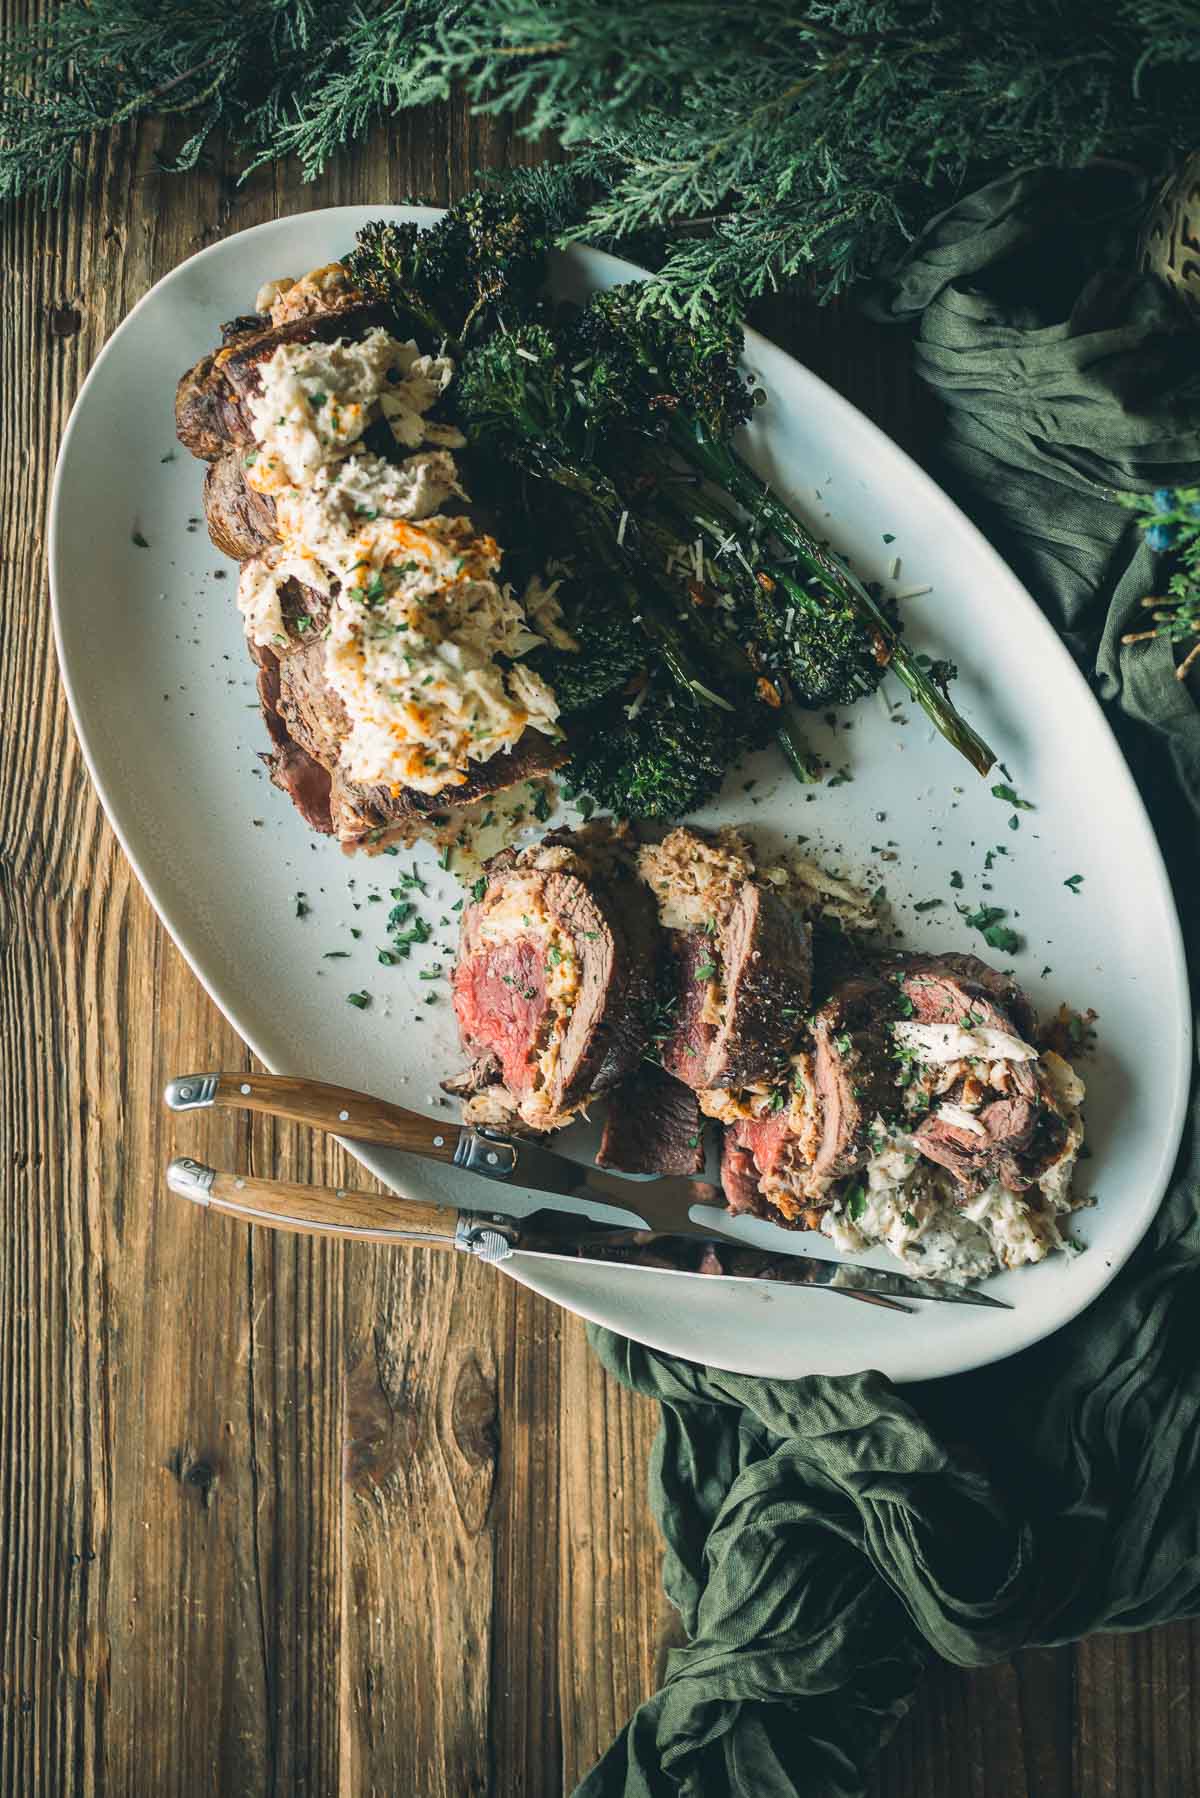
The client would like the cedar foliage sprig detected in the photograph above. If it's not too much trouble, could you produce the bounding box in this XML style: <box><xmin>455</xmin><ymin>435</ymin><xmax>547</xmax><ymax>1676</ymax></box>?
<box><xmin>3</xmin><ymin>1</ymin><xmax>1200</xmax><ymax>315</ymax></box>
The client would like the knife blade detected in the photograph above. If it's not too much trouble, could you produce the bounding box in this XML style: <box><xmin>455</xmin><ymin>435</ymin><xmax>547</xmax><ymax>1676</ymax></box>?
<box><xmin>165</xmin><ymin>1160</ymin><xmax>1013</xmax><ymax>1310</ymax></box>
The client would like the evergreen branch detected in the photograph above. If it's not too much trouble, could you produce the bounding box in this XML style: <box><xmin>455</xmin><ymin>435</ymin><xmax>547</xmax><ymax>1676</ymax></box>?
<box><xmin>4</xmin><ymin>0</ymin><xmax>1200</xmax><ymax>312</ymax></box>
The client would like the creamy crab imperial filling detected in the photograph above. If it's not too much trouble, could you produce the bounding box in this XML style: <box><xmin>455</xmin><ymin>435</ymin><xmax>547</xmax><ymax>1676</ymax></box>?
<box><xmin>234</xmin><ymin>292</ymin><xmax>565</xmax><ymax>796</ymax></box>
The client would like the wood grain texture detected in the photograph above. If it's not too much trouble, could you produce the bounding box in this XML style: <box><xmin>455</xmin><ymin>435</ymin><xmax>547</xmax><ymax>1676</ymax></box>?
<box><xmin>1</xmin><ymin>8</ymin><xmax>1198</xmax><ymax>1789</ymax></box>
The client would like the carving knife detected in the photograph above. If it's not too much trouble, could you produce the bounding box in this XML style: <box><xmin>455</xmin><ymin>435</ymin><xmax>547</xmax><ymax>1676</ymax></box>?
<box><xmin>164</xmin><ymin>1152</ymin><xmax>1013</xmax><ymax>1312</ymax></box>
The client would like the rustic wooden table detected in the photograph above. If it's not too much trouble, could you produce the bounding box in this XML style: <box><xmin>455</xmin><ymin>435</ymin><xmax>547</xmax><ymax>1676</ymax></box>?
<box><xmin>2</xmin><ymin>80</ymin><xmax>1197</xmax><ymax>1798</ymax></box>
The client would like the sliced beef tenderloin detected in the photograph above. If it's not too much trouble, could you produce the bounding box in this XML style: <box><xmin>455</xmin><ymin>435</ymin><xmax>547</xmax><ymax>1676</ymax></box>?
<box><xmin>878</xmin><ymin>952</ymin><xmax>1069</xmax><ymax>1195</ymax></box>
<box><xmin>881</xmin><ymin>951</ymin><xmax>1038</xmax><ymax>1066</ymax></box>
<box><xmin>252</xmin><ymin>644</ymin><xmax>334</xmax><ymax>834</ymax></box>
<box><xmin>175</xmin><ymin>301</ymin><xmax>393</xmax><ymax>460</ymax></box>
<box><xmin>450</xmin><ymin>830</ymin><xmax>659</xmax><ymax>1130</ymax></box>
<box><xmin>204</xmin><ymin>454</ymin><xmax>278</xmax><ymax>559</ymax></box>
<box><xmin>721</xmin><ymin>1127</ymin><xmax>765</xmax><ymax>1218</ymax></box>
<box><xmin>660</xmin><ymin>884</ymin><xmax>812</xmax><ymax>1091</ymax></box>
<box><xmin>807</xmin><ymin>973</ymin><xmax>905</xmax><ymax>1189</ymax></box>
<box><xmin>719</xmin><ymin>1104</ymin><xmax>827</xmax><ymax>1232</ymax></box>
<box><xmin>597</xmin><ymin>1066</ymin><xmax>705</xmax><ymax>1176</ymax></box>
<box><xmin>913</xmin><ymin>1097</ymin><xmax>1038</xmax><ymax>1192</ymax></box>
<box><xmin>255</xmin><ymin>630</ymin><xmax>567</xmax><ymax>846</ymax></box>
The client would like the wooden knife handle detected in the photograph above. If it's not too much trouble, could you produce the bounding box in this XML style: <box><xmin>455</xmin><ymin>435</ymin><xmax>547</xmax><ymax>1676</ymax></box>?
<box><xmin>166</xmin><ymin>1158</ymin><xmax>464</xmax><ymax>1245</ymax></box>
<box><xmin>165</xmin><ymin>1071</ymin><xmax>462</xmax><ymax>1165</ymax></box>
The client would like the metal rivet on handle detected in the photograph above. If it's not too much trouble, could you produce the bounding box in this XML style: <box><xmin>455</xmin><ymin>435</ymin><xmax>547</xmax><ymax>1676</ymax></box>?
<box><xmin>338</xmin><ymin>1109</ymin><xmax>349</xmax><ymax>1122</ymax></box>
<box><xmin>433</xmin><ymin>1135</ymin><xmax>445</xmax><ymax>1148</ymax></box>
<box><xmin>487</xmin><ymin>1151</ymin><xmax>499</xmax><ymax>1166</ymax></box>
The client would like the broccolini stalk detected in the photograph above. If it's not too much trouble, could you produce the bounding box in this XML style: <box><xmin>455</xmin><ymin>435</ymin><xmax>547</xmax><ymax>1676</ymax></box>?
<box><xmin>570</xmin><ymin>282</ymin><xmax>994</xmax><ymax>775</ymax></box>
<box><xmin>630</xmin><ymin>498</ymin><xmax>820</xmax><ymax>779</ymax></box>
<box><xmin>666</xmin><ymin>417</ymin><xmax>997</xmax><ymax>776</ymax></box>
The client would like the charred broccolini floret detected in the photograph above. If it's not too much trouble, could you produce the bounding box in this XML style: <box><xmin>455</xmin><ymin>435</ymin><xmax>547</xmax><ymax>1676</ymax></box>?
<box><xmin>565</xmin><ymin>677</ymin><xmax>767</xmax><ymax>820</ymax></box>
<box><xmin>750</xmin><ymin>569</ymin><xmax>891</xmax><ymax>709</ymax></box>
<box><xmin>345</xmin><ymin>189</ymin><xmax>553</xmax><ymax>347</ymax></box>
<box><xmin>567</xmin><ymin>285</ymin><xmax>756</xmax><ymax>440</ymax></box>
<box><xmin>525</xmin><ymin>588</ymin><xmax>645</xmax><ymax>716</ymax></box>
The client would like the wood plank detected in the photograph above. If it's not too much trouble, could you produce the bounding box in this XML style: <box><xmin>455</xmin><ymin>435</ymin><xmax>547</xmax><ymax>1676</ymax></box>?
<box><xmin>557</xmin><ymin>1324</ymin><xmax>662</xmax><ymax>1790</ymax></box>
<box><xmin>1</xmin><ymin>12</ymin><xmax>1196</xmax><ymax>1789</ymax></box>
<box><xmin>871</xmin><ymin>1648</ymin><xmax>1076</xmax><ymax>1798</ymax></box>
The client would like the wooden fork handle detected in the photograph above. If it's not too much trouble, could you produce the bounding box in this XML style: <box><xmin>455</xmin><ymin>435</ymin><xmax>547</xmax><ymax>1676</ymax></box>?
<box><xmin>164</xmin><ymin>1071</ymin><xmax>462</xmax><ymax>1165</ymax></box>
<box><xmin>166</xmin><ymin>1158</ymin><xmax>464</xmax><ymax>1245</ymax></box>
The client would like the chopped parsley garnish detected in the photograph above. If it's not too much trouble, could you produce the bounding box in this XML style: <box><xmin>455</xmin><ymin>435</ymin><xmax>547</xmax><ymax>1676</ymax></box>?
<box><xmin>767</xmin><ymin>1088</ymin><xmax>787</xmax><ymax>1113</ymax></box>
<box><xmin>530</xmin><ymin>784</ymin><xmax>553</xmax><ymax>823</ymax></box>
<box><xmin>901</xmin><ymin>1209</ymin><xmax>918</xmax><ymax>1229</ymax></box>
<box><xmin>949</xmin><ymin>870</ymin><xmax>964</xmax><ymax>890</ymax></box>
<box><xmin>845</xmin><ymin>1182</ymin><xmax>867</xmax><ymax>1222</ymax></box>
<box><xmin>576</xmin><ymin>794</ymin><xmax>597</xmax><ymax>822</ymax></box>
<box><xmin>389</xmin><ymin>915</ymin><xmax>432</xmax><ymax>955</ymax></box>
<box><xmin>131</xmin><ymin>529</ymin><xmax>150</xmax><ymax>548</ymax></box>
<box><xmin>346</xmin><ymin>990</ymin><xmax>370</xmax><ymax>1009</ymax></box>
<box><xmin>418</xmin><ymin>966</ymin><xmax>442</xmax><ymax>981</ymax></box>
<box><xmin>991</xmin><ymin>783</ymin><xmax>1034</xmax><ymax>810</ymax></box>
<box><xmin>309</xmin><ymin>391</ymin><xmax>328</xmax><ymax>410</ymax></box>
<box><xmin>957</xmin><ymin>900</ymin><xmax>1021</xmax><ymax>955</ymax></box>
<box><xmin>294</xmin><ymin>894</ymin><xmax>309</xmax><ymax>919</ymax></box>
<box><xmin>834</xmin><ymin>1032</ymin><xmax>853</xmax><ymax>1056</ymax></box>
<box><xmin>695</xmin><ymin>962</ymin><xmax>718</xmax><ymax>981</ymax></box>
<box><xmin>913</xmin><ymin>898</ymin><xmax>942</xmax><ymax>912</ymax></box>
<box><xmin>1064</xmin><ymin>874</ymin><xmax>1084</xmax><ymax>892</ymax></box>
<box><xmin>322</xmin><ymin>951</ymin><xmax>350</xmax><ymax>960</ymax></box>
<box><xmin>471</xmin><ymin>877</ymin><xmax>487</xmax><ymax>902</ymax></box>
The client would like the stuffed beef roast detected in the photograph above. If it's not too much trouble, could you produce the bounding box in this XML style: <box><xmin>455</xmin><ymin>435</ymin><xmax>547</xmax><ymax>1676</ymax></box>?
<box><xmin>448</xmin><ymin>824</ymin><xmax>658</xmax><ymax>1132</ymax></box>
<box><xmin>176</xmin><ymin>263</ymin><xmax>571</xmax><ymax>848</ymax></box>
<box><xmin>637</xmin><ymin>828</ymin><xmax>813</xmax><ymax>1091</ymax></box>
<box><xmin>712</xmin><ymin>946</ymin><xmax>1088</xmax><ymax>1283</ymax></box>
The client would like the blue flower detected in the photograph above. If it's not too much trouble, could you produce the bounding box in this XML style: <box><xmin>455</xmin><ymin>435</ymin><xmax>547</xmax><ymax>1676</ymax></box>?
<box><xmin>1146</xmin><ymin>523</ymin><xmax>1176</xmax><ymax>552</ymax></box>
<box><xmin>1153</xmin><ymin>487</ymin><xmax>1176</xmax><ymax>512</ymax></box>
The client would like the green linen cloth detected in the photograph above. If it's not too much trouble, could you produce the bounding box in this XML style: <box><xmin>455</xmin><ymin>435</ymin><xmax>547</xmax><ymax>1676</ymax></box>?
<box><xmin>578</xmin><ymin>166</ymin><xmax>1200</xmax><ymax>1798</ymax></box>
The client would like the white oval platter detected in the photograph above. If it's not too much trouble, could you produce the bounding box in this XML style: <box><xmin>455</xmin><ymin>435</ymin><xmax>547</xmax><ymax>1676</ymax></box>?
<box><xmin>50</xmin><ymin>206</ymin><xmax>1191</xmax><ymax>1380</ymax></box>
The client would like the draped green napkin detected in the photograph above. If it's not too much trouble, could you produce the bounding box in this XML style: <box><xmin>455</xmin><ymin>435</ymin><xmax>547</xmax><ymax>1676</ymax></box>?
<box><xmin>578</xmin><ymin>166</ymin><xmax>1200</xmax><ymax>1798</ymax></box>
